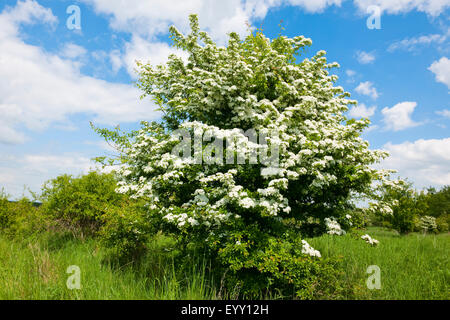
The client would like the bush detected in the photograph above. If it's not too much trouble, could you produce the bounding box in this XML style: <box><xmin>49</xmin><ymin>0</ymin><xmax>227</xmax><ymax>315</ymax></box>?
<box><xmin>0</xmin><ymin>191</ymin><xmax>12</xmax><ymax>231</ymax></box>
<box><xmin>436</xmin><ymin>214</ymin><xmax>449</xmax><ymax>233</ymax></box>
<box><xmin>418</xmin><ymin>216</ymin><xmax>438</xmax><ymax>234</ymax></box>
<box><xmin>0</xmin><ymin>190</ymin><xmax>10</xmax><ymax>230</ymax></box>
<box><xmin>214</xmin><ymin>233</ymin><xmax>345</xmax><ymax>299</ymax></box>
<box><xmin>40</xmin><ymin>171</ymin><xmax>126</xmax><ymax>236</ymax></box>
<box><xmin>0</xmin><ymin>195</ymin><xmax>47</xmax><ymax>238</ymax></box>
<box><xmin>375</xmin><ymin>181</ymin><xmax>427</xmax><ymax>234</ymax></box>
<box><xmin>99</xmin><ymin>201</ymin><xmax>153</xmax><ymax>263</ymax></box>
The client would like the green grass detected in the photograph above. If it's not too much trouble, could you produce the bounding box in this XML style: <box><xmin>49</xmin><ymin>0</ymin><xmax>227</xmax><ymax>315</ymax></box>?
<box><xmin>0</xmin><ymin>233</ymin><xmax>218</xmax><ymax>300</ymax></box>
<box><xmin>0</xmin><ymin>228</ymin><xmax>448</xmax><ymax>300</ymax></box>
<box><xmin>308</xmin><ymin>227</ymin><xmax>449</xmax><ymax>300</ymax></box>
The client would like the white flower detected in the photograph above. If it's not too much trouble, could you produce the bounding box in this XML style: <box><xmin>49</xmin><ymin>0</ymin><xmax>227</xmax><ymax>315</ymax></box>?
<box><xmin>301</xmin><ymin>240</ymin><xmax>321</xmax><ymax>258</ymax></box>
<box><xmin>361</xmin><ymin>234</ymin><xmax>379</xmax><ymax>246</ymax></box>
<box><xmin>188</xmin><ymin>217</ymin><xmax>199</xmax><ymax>226</ymax></box>
<box><xmin>325</xmin><ymin>217</ymin><xmax>346</xmax><ymax>235</ymax></box>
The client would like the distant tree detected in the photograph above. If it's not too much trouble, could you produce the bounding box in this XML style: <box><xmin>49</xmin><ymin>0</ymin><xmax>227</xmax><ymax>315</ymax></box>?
<box><xmin>425</xmin><ymin>186</ymin><xmax>450</xmax><ymax>217</ymax></box>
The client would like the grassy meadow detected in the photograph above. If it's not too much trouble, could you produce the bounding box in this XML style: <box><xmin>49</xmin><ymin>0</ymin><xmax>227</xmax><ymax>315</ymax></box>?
<box><xmin>0</xmin><ymin>227</ymin><xmax>448</xmax><ymax>300</ymax></box>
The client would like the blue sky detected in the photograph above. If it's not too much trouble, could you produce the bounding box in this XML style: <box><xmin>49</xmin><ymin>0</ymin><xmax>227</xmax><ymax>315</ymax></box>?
<box><xmin>0</xmin><ymin>0</ymin><xmax>449</xmax><ymax>198</ymax></box>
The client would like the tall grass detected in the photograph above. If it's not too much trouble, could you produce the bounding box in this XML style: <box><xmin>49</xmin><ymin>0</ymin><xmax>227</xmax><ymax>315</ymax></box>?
<box><xmin>0</xmin><ymin>227</ymin><xmax>448</xmax><ymax>300</ymax></box>
<box><xmin>308</xmin><ymin>227</ymin><xmax>449</xmax><ymax>300</ymax></box>
<box><xmin>0</xmin><ymin>233</ymin><xmax>218</xmax><ymax>300</ymax></box>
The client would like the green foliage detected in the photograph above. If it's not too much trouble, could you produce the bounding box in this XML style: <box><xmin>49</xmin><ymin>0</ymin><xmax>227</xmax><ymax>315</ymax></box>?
<box><xmin>0</xmin><ymin>192</ymin><xmax>47</xmax><ymax>238</ymax></box>
<box><xmin>40</xmin><ymin>172</ymin><xmax>126</xmax><ymax>236</ymax></box>
<box><xmin>348</xmin><ymin>209</ymin><xmax>369</xmax><ymax>230</ymax></box>
<box><xmin>424</xmin><ymin>186</ymin><xmax>450</xmax><ymax>218</ymax></box>
<box><xmin>436</xmin><ymin>214</ymin><xmax>449</xmax><ymax>233</ymax></box>
<box><xmin>220</xmin><ymin>236</ymin><xmax>344</xmax><ymax>299</ymax></box>
<box><xmin>99</xmin><ymin>201</ymin><xmax>153</xmax><ymax>264</ymax></box>
<box><xmin>0</xmin><ymin>190</ymin><xmax>11</xmax><ymax>230</ymax></box>
<box><xmin>370</xmin><ymin>184</ymin><xmax>450</xmax><ymax>234</ymax></box>
<box><xmin>419</xmin><ymin>215</ymin><xmax>438</xmax><ymax>234</ymax></box>
<box><xmin>200</xmin><ymin>219</ymin><xmax>343</xmax><ymax>299</ymax></box>
<box><xmin>376</xmin><ymin>181</ymin><xmax>428</xmax><ymax>234</ymax></box>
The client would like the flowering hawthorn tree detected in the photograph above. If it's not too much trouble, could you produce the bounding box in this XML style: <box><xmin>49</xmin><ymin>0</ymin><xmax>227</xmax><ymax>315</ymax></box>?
<box><xmin>95</xmin><ymin>15</ymin><xmax>399</xmax><ymax>297</ymax></box>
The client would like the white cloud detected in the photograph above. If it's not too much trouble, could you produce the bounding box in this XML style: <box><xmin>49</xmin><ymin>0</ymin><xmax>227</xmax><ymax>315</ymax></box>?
<box><xmin>381</xmin><ymin>138</ymin><xmax>450</xmax><ymax>188</ymax></box>
<box><xmin>0</xmin><ymin>152</ymin><xmax>97</xmax><ymax>199</ymax></box>
<box><xmin>0</xmin><ymin>0</ymin><xmax>160</xmax><ymax>145</ymax></box>
<box><xmin>388</xmin><ymin>33</ymin><xmax>448</xmax><ymax>52</ymax></box>
<box><xmin>81</xmin><ymin>0</ymin><xmax>345</xmax><ymax>77</ymax></box>
<box><xmin>109</xmin><ymin>49</ymin><xmax>123</xmax><ymax>74</ymax></box>
<box><xmin>428</xmin><ymin>57</ymin><xmax>450</xmax><ymax>90</ymax></box>
<box><xmin>356</xmin><ymin>51</ymin><xmax>375</xmax><ymax>64</ymax></box>
<box><xmin>81</xmin><ymin>0</ymin><xmax>344</xmax><ymax>41</ymax></box>
<box><xmin>81</xmin><ymin>0</ymin><xmax>251</xmax><ymax>43</ymax></box>
<box><xmin>349</xmin><ymin>103</ymin><xmax>376</xmax><ymax>118</ymax></box>
<box><xmin>282</xmin><ymin>0</ymin><xmax>344</xmax><ymax>12</ymax></box>
<box><xmin>60</xmin><ymin>43</ymin><xmax>87</xmax><ymax>60</ymax></box>
<box><xmin>436</xmin><ymin>109</ymin><xmax>450</xmax><ymax>118</ymax></box>
<box><xmin>354</xmin><ymin>0</ymin><xmax>450</xmax><ymax>16</ymax></box>
<box><xmin>355</xmin><ymin>81</ymin><xmax>379</xmax><ymax>99</ymax></box>
<box><xmin>0</xmin><ymin>120</ymin><xmax>27</xmax><ymax>145</ymax></box>
<box><xmin>381</xmin><ymin>101</ymin><xmax>420</xmax><ymax>131</ymax></box>
<box><xmin>346</xmin><ymin>69</ymin><xmax>357</xmax><ymax>77</ymax></box>
<box><xmin>1</xmin><ymin>0</ymin><xmax>57</xmax><ymax>29</ymax></box>
<box><xmin>122</xmin><ymin>35</ymin><xmax>188</xmax><ymax>78</ymax></box>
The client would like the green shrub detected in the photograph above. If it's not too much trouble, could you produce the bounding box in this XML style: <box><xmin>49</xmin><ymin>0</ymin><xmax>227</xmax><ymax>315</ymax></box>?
<box><xmin>436</xmin><ymin>214</ymin><xmax>449</xmax><ymax>233</ymax></box>
<box><xmin>204</xmin><ymin>221</ymin><xmax>344</xmax><ymax>299</ymax></box>
<box><xmin>40</xmin><ymin>171</ymin><xmax>126</xmax><ymax>236</ymax></box>
<box><xmin>376</xmin><ymin>181</ymin><xmax>427</xmax><ymax>234</ymax></box>
<box><xmin>219</xmin><ymin>237</ymin><xmax>344</xmax><ymax>299</ymax></box>
<box><xmin>99</xmin><ymin>201</ymin><xmax>153</xmax><ymax>263</ymax></box>
<box><xmin>0</xmin><ymin>191</ymin><xmax>11</xmax><ymax>230</ymax></box>
<box><xmin>418</xmin><ymin>215</ymin><xmax>438</xmax><ymax>234</ymax></box>
<box><xmin>348</xmin><ymin>209</ymin><xmax>369</xmax><ymax>230</ymax></box>
<box><xmin>0</xmin><ymin>196</ymin><xmax>47</xmax><ymax>238</ymax></box>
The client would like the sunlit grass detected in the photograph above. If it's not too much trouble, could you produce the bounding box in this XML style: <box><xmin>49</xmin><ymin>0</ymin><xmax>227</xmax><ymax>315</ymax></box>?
<box><xmin>308</xmin><ymin>227</ymin><xmax>449</xmax><ymax>300</ymax></box>
<box><xmin>0</xmin><ymin>233</ymin><xmax>218</xmax><ymax>300</ymax></box>
<box><xmin>0</xmin><ymin>227</ymin><xmax>448</xmax><ymax>300</ymax></box>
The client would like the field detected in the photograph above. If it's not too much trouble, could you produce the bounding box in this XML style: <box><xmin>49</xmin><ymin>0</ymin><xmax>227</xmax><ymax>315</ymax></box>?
<box><xmin>0</xmin><ymin>227</ymin><xmax>448</xmax><ymax>300</ymax></box>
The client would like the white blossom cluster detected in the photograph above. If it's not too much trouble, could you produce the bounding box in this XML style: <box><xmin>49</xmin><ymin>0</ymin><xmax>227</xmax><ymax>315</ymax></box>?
<box><xmin>361</xmin><ymin>234</ymin><xmax>379</xmax><ymax>246</ymax></box>
<box><xmin>419</xmin><ymin>216</ymin><xmax>437</xmax><ymax>232</ymax></box>
<box><xmin>301</xmin><ymin>240</ymin><xmax>321</xmax><ymax>258</ymax></box>
<box><xmin>325</xmin><ymin>217</ymin><xmax>346</xmax><ymax>235</ymax></box>
<box><xmin>112</xmin><ymin>16</ymin><xmax>398</xmax><ymax>235</ymax></box>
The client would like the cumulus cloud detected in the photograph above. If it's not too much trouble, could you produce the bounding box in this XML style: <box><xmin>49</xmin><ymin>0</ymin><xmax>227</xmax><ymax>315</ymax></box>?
<box><xmin>81</xmin><ymin>0</ymin><xmax>346</xmax><ymax>77</ymax></box>
<box><xmin>0</xmin><ymin>152</ymin><xmax>96</xmax><ymax>199</ymax></box>
<box><xmin>356</xmin><ymin>51</ymin><xmax>375</xmax><ymax>64</ymax></box>
<box><xmin>428</xmin><ymin>57</ymin><xmax>450</xmax><ymax>90</ymax></box>
<box><xmin>0</xmin><ymin>0</ymin><xmax>160</xmax><ymax>145</ymax></box>
<box><xmin>348</xmin><ymin>103</ymin><xmax>376</xmax><ymax>118</ymax></box>
<box><xmin>355</xmin><ymin>81</ymin><xmax>379</xmax><ymax>99</ymax></box>
<box><xmin>353</xmin><ymin>0</ymin><xmax>450</xmax><ymax>16</ymax></box>
<box><xmin>81</xmin><ymin>0</ymin><xmax>344</xmax><ymax>41</ymax></box>
<box><xmin>436</xmin><ymin>109</ymin><xmax>450</xmax><ymax>118</ymax></box>
<box><xmin>81</xmin><ymin>0</ymin><xmax>252</xmax><ymax>42</ymax></box>
<box><xmin>381</xmin><ymin>138</ymin><xmax>450</xmax><ymax>188</ymax></box>
<box><xmin>122</xmin><ymin>35</ymin><xmax>188</xmax><ymax>78</ymax></box>
<box><xmin>381</xmin><ymin>101</ymin><xmax>420</xmax><ymax>131</ymax></box>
